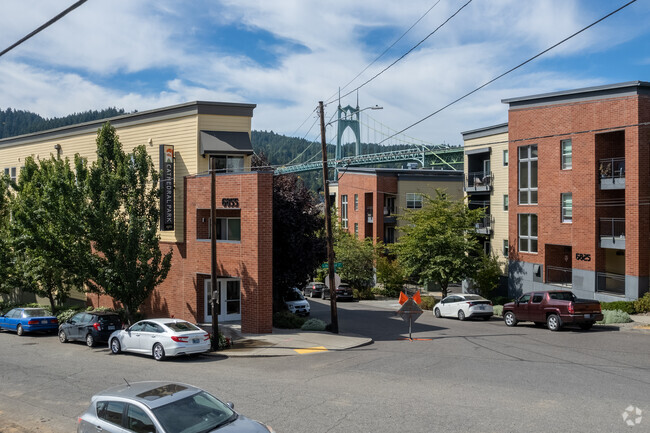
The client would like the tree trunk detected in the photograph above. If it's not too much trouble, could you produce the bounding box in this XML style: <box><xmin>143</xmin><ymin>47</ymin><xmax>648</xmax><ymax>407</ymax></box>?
<box><xmin>441</xmin><ymin>281</ymin><xmax>449</xmax><ymax>299</ymax></box>
<box><xmin>47</xmin><ymin>289</ymin><xmax>56</xmax><ymax>315</ymax></box>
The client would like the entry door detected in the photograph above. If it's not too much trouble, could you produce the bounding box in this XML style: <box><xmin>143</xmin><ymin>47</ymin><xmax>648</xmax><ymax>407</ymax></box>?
<box><xmin>205</xmin><ymin>278</ymin><xmax>241</xmax><ymax>322</ymax></box>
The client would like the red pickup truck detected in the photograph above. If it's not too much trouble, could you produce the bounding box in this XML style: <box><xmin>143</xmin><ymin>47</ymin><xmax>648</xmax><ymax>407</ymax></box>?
<box><xmin>503</xmin><ymin>291</ymin><xmax>603</xmax><ymax>331</ymax></box>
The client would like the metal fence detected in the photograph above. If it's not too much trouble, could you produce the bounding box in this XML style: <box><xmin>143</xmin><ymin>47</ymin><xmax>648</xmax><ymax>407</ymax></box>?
<box><xmin>600</xmin><ymin>218</ymin><xmax>625</xmax><ymax>238</ymax></box>
<box><xmin>596</xmin><ymin>272</ymin><xmax>625</xmax><ymax>296</ymax></box>
<box><xmin>465</xmin><ymin>171</ymin><xmax>493</xmax><ymax>189</ymax></box>
<box><xmin>546</xmin><ymin>266</ymin><xmax>572</xmax><ymax>286</ymax></box>
<box><xmin>599</xmin><ymin>157</ymin><xmax>625</xmax><ymax>180</ymax></box>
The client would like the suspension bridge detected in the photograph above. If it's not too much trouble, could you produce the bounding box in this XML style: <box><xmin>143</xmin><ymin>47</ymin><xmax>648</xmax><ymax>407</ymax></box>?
<box><xmin>275</xmin><ymin>103</ymin><xmax>463</xmax><ymax>175</ymax></box>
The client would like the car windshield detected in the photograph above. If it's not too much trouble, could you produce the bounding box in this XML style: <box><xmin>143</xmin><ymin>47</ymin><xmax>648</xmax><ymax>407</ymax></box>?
<box><xmin>152</xmin><ymin>391</ymin><xmax>236</xmax><ymax>433</ymax></box>
<box><xmin>165</xmin><ymin>321</ymin><xmax>200</xmax><ymax>332</ymax></box>
<box><xmin>285</xmin><ymin>290</ymin><xmax>304</xmax><ymax>301</ymax></box>
<box><xmin>548</xmin><ymin>292</ymin><xmax>576</xmax><ymax>301</ymax></box>
<box><xmin>23</xmin><ymin>309</ymin><xmax>48</xmax><ymax>317</ymax></box>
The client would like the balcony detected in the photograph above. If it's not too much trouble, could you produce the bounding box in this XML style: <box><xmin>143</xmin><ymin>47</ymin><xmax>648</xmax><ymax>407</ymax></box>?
<box><xmin>546</xmin><ymin>266</ymin><xmax>572</xmax><ymax>287</ymax></box>
<box><xmin>599</xmin><ymin>158</ymin><xmax>625</xmax><ymax>190</ymax></box>
<box><xmin>464</xmin><ymin>171</ymin><xmax>493</xmax><ymax>193</ymax></box>
<box><xmin>597</xmin><ymin>272</ymin><xmax>625</xmax><ymax>296</ymax></box>
<box><xmin>474</xmin><ymin>215</ymin><xmax>493</xmax><ymax>235</ymax></box>
<box><xmin>600</xmin><ymin>218</ymin><xmax>625</xmax><ymax>249</ymax></box>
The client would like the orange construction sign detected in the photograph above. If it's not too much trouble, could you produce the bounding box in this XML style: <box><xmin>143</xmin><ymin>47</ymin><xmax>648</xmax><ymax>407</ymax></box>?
<box><xmin>399</xmin><ymin>290</ymin><xmax>422</xmax><ymax>305</ymax></box>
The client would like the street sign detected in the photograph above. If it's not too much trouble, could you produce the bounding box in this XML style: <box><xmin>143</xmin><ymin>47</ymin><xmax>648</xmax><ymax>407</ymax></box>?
<box><xmin>397</xmin><ymin>298</ymin><xmax>423</xmax><ymax>323</ymax></box>
<box><xmin>321</xmin><ymin>262</ymin><xmax>343</xmax><ymax>269</ymax></box>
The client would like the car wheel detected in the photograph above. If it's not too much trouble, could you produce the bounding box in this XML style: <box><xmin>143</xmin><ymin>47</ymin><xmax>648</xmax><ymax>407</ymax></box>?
<box><xmin>58</xmin><ymin>329</ymin><xmax>68</xmax><ymax>343</ymax></box>
<box><xmin>110</xmin><ymin>338</ymin><xmax>121</xmax><ymax>354</ymax></box>
<box><xmin>86</xmin><ymin>333</ymin><xmax>95</xmax><ymax>347</ymax></box>
<box><xmin>579</xmin><ymin>322</ymin><xmax>594</xmax><ymax>331</ymax></box>
<box><xmin>16</xmin><ymin>324</ymin><xmax>24</xmax><ymax>336</ymax></box>
<box><xmin>547</xmin><ymin>314</ymin><xmax>562</xmax><ymax>332</ymax></box>
<box><xmin>434</xmin><ymin>308</ymin><xmax>441</xmax><ymax>318</ymax></box>
<box><xmin>153</xmin><ymin>343</ymin><xmax>166</xmax><ymax>361</ymax></box>
<box><xmin>504</xmin><ymin>311</ymin><xmax>518</xmax><ymax>327</ymax></box>
<box><xmin>458</xmin><ymin>310</ymin><xmax>466</xmax><ymax>321</ymax></box>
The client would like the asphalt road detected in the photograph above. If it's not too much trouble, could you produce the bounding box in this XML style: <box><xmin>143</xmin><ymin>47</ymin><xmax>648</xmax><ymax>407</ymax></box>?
<box><xmin>1</xmin><ymin>299</ymin><xmax>649</xmax><ymax>433</ymax></box>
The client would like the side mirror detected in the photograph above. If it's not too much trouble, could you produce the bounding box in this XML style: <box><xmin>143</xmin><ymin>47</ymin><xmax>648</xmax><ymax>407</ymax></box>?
<box><xmin>226</xmin><ymin>402</ymin><xmax>234</xmax><ymax>410</ymax></box>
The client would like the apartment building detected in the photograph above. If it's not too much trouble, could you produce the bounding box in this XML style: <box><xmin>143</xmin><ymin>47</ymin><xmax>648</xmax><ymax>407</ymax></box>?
<box><xmin>0</xmin><ymin>101</ymin><xmax>273</xmax><ymax>333</ymax></box>
<box><xmin>504</xmin><ymin>81</ymin><xmax>650</xmax><ymax>301</ymax></box>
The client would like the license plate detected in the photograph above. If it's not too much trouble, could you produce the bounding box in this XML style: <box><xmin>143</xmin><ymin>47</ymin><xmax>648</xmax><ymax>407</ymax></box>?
<box><xmin>478</xmin><ymin>306</ymin><xmax>485</xmax><ymax>310</ymax></box>
<box><xmin>41</xmin><ymin>320</ymin><xmax>48</xmax><ymax>324</ymax></box>
<box><xmin>584</xmin><ymin>314</ymin><xmax>592</xmax><ymax>319</ymax></box>
<box><xmin>108</xmin><ymin>325</ymin><xmax>115</xmax><ymax>330</ymax></box>
<box><xmin>192</xmin><ymin>338</ymin><xmax>200</xmax><ymax>344</ymax></box>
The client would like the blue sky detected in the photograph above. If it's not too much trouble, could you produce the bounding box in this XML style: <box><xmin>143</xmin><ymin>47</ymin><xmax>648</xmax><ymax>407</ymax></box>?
<box><xmin>0</xmin><ymin>0</ymin><xmax>649</xmax><ymax>151</ymax></box>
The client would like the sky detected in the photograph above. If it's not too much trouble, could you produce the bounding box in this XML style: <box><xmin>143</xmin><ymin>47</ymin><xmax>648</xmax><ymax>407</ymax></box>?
<box><xmin>1</xmin><ymin>0</ymin><xmax>649</xmax><ymax>154</ymax></box>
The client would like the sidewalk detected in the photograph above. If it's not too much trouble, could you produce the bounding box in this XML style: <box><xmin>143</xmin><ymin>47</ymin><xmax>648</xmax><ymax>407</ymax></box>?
<box><xmin>203</xmin><ymin>323</ymin><xmax>373</xmax><ymax>357</ymax></box>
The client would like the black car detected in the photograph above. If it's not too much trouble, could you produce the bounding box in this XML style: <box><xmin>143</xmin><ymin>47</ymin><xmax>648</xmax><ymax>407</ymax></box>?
<box><xmin>304</xmin><ymin>282</ymin><xmax>326</xmax><ymax>298</ymax></box>
<box><xmin>59</xmin><ymin>311</ymin><xmax>122</xmax><ymax>347</ymax></box>
<box><xmin>323</xmin><ymin>283</ymin><xmax>354</xmax><ymax>301</ymax></box>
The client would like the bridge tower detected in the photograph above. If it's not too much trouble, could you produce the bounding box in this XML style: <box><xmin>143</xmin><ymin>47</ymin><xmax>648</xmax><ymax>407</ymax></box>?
<box><xmin>335</xmin><ymin>94</ymin><xmax>362</xmax><ymax>160</ymax></box>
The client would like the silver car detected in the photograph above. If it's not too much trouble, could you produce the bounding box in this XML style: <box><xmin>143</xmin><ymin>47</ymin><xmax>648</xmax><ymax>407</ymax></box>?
<box><xmin>109</xmin><ymin>319</ymin><xmax>211</xmax><ymax>361</ymax></box>
<box><xmin>77</xmin><ymin>381</ymin><xmax>275</xmax><ymax>433</ymax></box>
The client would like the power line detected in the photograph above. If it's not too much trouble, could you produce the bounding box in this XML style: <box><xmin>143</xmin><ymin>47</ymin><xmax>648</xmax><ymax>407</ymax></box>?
<box><xmin>378</xmin><ymin>0</ymin><xmax>638</xmax><ymax>145</ymax></box>
<box><xmin>0</xmin><ymin>0</ymin><xmax>88</xmax><ymax>59</ymax></box>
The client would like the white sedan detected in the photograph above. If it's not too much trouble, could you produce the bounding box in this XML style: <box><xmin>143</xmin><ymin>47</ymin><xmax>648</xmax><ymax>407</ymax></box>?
<box><xmin>434</xmin><ymin>294</ymin><xmax>493</xmax><ymax>321</ymax></box>
<box><xmin>109</xmin><ymin>318</ymin><xmax>211</xmax><ymax>361</ymax></box>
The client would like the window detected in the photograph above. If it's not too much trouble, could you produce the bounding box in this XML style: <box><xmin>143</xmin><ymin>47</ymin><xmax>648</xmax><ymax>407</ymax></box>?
<box><xmin>97</xmin><ymin>401</ymin><xmax>125</xmax><ymax>426</ymax></box>
<box><xmin>518</xmin><ymin>293</ymin><xmax>531</xmax><ymax>303</ymax></box>
<box><xmin>518</xmin><ymin>145</ymin><xmax>538</xmax><ymax>205</ymax></box>
<box><xmin>503</xmin><ymin>240</ymin><xmax>509</xmax><ymax>257</ymax></box>
<box><xmin>211</xmin><ymin>155</ymin><xmax>244</xmax><ymax>173</ymax></box>
<box><xmin>215</xmin><ymin>217</ymin><xmax>241</xmax><ymax>241</ymax></box>
<box><xmin>385</xmin><ymin>196</ymin><xmax>395</xmax><ymax>215</ymax></box>
<box><xmin>385</xmin><ymin>226</ymin><xmax>395</xmax><ymax>244</ymax></box>
<box><xmin>503</xmin><ymin>194</ymin><xmax>509</xmax><ymax>211</ymax></box>
<box><xmin>561</xmin><ymin>193</ymin><xmax>572</xmax><ymax>223</ymax></box>
<box><xmin>3</xmin><ymin>168</ymin><xmax>8</xmax><ymax>176</ymax></box>
<box><xmin>341</xmin><ymin>195</ymin><xmax>348</xmax><ymax>229</ymax></box>
<box><xmin>9</xmin><ymin>167</ymin><xmax>16</xmax><ymax>182</ymax></box>
<box><xmin>561</xmin><ymin>139</ymin><xmax>572</xmax><ymax>170</ymax></box>
<box><xmin>126</xmin><ymin>404</ymin><xmax>155</xmax><ymax>433</ymax></box>
<box><xmin>518</xmin><ymin>214</ymin><xmax>538</xmax><ymax>253</ymax></box>
<box><xmin>503</xmin><ymin>149</ymin><xmax>509</xmax><ymax>166</ymax></box>
<box><xmin>354</xmin><ymin>223</ymin><xmax>358</xmax><ymax>238</ymax></box>
<box><xmin>354</xmin><ymin>194</ymin><xmax>358</xmax><ymax>211</ymax></box>
<box><xmin>532</xmin><ymin>294</ymin><xmax>543</xmax><ymax>303</ymax></box>
<box><xmin>406</xmin><ymin>193</ymin><xmax>423</xmax><ymax>209</ymax></box>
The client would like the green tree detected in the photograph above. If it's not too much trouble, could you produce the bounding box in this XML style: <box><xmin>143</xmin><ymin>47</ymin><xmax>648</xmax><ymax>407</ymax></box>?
<box><xmin>0</xmin><ymin>174</ymin><xmax>13</xmax><ymax>295</ymax></box>
<box><xmin>394</xmin><ymin>191</ymin><xmax>484</xmax><ymax>298</ymax></box>
<box><xmin>375</xmin><ymin>246</ymin><xmax>405</xmax><ymax>297</ymax></box>
<box><xmin>334</xmin><ymin>232</ymin><xmax>375</xmax><ymax>291</ymax></box>
<box><xmin>9</xmin><ymin>155</ymin><xmax>91</xmax><ymax>311</ymax></box>
<box><xmin>472</xmin><ymin>253</ymin><xmax>503</xmax><ymax>299</ymax></box>
<box><xmin>85</xmin><ymin>123</ymin><xmax>173</xmax><ymax>323</ymax></box>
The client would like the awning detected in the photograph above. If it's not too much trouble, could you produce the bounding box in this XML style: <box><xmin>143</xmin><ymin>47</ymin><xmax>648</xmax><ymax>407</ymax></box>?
<box><xmin>200</xmin><ymin>131</ymin><xmax>253</xmax><ymax>156</ymax></box>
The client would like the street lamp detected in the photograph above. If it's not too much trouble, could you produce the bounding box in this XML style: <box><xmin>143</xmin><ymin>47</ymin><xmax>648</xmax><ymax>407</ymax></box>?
<box><xmin>318</xmin><ymin>102</ymin><xmax>382</xmax><ymax>334</ymax></box>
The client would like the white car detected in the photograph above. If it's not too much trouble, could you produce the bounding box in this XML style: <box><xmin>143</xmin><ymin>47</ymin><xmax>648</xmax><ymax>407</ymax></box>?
<box><xmin>434</xmin><ymin>294</ymin><xmax>493</xmax><ymax>321</ymax></box>
<box><xmin>109</xmin><ymin>318</ymin><xmax>211</xmax><ymax>361</ymax></box>
<box><xmin>283</xmin><ymin>288</ymin><xmax>310</xmax><ymax>316</ymax></box>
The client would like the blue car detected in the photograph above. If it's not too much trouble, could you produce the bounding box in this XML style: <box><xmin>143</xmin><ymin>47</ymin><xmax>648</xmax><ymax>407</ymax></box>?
<box><xmin>0</xmin><ymin>308</ymin><xmax>59</xmax><ymax>336</ymax></box>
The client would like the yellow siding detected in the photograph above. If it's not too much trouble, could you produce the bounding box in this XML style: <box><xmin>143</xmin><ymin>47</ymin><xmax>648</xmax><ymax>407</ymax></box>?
<box><xmin>395</xmin><ymin>179</ymin><xmax>464</xmax><ymax>232</ymax></box>
<box><xmin>197</xmin><ymin>115</ymin><xmax>254</xmax><ymax>174</ymax></box>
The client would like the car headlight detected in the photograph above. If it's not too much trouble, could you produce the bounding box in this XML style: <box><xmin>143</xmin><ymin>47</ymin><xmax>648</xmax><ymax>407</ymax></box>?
<box><xmin>257</xmin><ymin>422</ymin><xmax>275</xmax><ymax>433</ymax></box>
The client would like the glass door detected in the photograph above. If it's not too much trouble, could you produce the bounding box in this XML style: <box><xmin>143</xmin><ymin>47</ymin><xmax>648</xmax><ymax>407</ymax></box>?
<box><xmin>204</xmin><ymin>278</ymin><xmax>241</xmax><ymax>322</ymax></box>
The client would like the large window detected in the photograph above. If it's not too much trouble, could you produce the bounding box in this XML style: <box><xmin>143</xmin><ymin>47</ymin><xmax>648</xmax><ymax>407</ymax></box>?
<box><xmin>518</xmin><ymin>145</ymin><xmax>538</xmax><ymax>205</ymax></box>
<box><xmin>385</xmin><ymin>227</ymin><xmax>395</xmax><ymax>244</ymax></box>
<box><xmin>561</xmin><ymin>139</ymin><xmax>572</xmax><ymax>170</ymax></box>
<box><xmin>518</xmin><ymin>214</ymin><xmax>538</xmax><ymax>253</ymax></box>
<box><xmin>341</xmin><ymin>195</ymin><xmax>348</xmax><ymax>229</ymax></box>
<box><xmin>561</xmin><ymin>193</ymin><xmax>572</xmax><ymax>223</ymax></box>
<box><xmin>211</xmin><ymin>155</ymin><xmax>244</xmax><ymax>173</ymax></box>
<box><xmin>196</xmin><ymin>209</ymin><xmax>241</xmax><ymax>242</ymax></box>
<box><xmin>406</xmin><ymin>193</ymin><xmax>423</xmax><ymax>209</ymax></box>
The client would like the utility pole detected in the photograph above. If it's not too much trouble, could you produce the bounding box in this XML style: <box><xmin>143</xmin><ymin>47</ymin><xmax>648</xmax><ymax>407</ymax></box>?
<box><xmin>319</xmin><ymin>101</ymin><xmax>339</xmax><ymax>334</ymax></box>
<box><xmin>210</xmin><ymin>156</ymin><xmax>219</xmax><ymax>349</ymax></box>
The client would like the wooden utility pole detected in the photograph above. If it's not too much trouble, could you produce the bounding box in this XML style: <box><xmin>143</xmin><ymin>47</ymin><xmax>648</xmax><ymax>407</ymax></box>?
<box><xmin>210</xmin><ymin>156</ymin><xmax>219</xmax><ymax>349</ymax></box>
<box><xmin>319</xmin><ymin>101</ymin><xmax>339</xmax><ymax>334</ymax></box>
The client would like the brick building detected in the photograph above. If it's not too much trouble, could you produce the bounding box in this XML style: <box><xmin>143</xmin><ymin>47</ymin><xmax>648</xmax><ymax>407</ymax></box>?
<box><xmin>504</xmin><ymin>81</ymin><xmax>650</xmax><ymax>301</ymax></box>
<box><xmin>0</xmin><ymin>101</ymin><xmax>273</xmax><ymax>333</ymax></box>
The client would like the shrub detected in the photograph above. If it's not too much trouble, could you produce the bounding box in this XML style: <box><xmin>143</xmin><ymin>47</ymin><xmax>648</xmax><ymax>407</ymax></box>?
<box><xmin>354</xmin><ymin>288</ymin><xmax>375</xmax><ymax>300</ymax></box>
<box><xmin>273</xmin><ymin>311</ymin><xmax>307</xmax><ymax>329</ymax></box>
<box><xmin>597</xmin><ymin>309</ymin><xmax>632</xmax><ymax>324</ymax></box>
<box><xmin>419</xmin><ymin>296</ymin><xmax>438</xmax><ymax>311</ymax></box>
<box><xmin>633</xmin><ymin>292</ymin><xmax>650</xmax><ymax>314</ymax></box>
<box><xmin>210</xmin><ymin>332</ymin><xmax>231</xmax><ymax>350</ymax></box>
<box><xmin>56</xmin><ymin>307</ymin><xmax>83</xmax><ymax>324</ymax></box>
<box><xmin>493</xmin><ymin>305</ymin><xmax>504</xmax><ymax>317</ymax></box>
<box><xmin>301</xmin><ymin>318</ymin><xmax>327</xmax><ymax>331</ymax></box>
<box><xmin>490</xmin><ymin>296</ymin><xmax>512</xmax><ymax>306</ymax></box>
<box><xmin>601</xmin><ymin>301</ymin><xmax>636</xmax><ymax>315</ymax></box>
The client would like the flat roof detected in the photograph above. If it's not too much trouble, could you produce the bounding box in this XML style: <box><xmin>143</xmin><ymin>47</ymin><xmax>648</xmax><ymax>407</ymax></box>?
<box><xmin>340</xmin><ymin>167</ymin><xmax>463</xmax><ymax>180</ymax></box>
<box><xmin>461</xmin><ymin>123</ymin><xmax>508</xmax><ymax>140</ymax></box>
<box><xmin>0</xmin><ymin>101</ymin><xmax>256</xmax><ymax>148</ymax></box>
<box><xmin>502</xmin><ymin>81</ymin><xmax>650</xmax><ymax>109</ymax></box>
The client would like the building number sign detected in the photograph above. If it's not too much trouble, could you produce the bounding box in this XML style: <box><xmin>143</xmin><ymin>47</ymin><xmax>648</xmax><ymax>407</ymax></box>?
<box><xmin>222</xmin><ymin>198</ymin><xmax>239</xmax><ymax>208</ymax></box>
<box><xmin>575</xmin><ymin>253</ymin><xmax>591</xmax><ymax>262</ymax></box>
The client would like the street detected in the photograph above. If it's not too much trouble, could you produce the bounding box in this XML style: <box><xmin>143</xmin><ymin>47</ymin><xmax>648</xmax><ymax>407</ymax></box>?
<box><xmin>1</xmin><ymin>299</ymin><xmax>649</xmax><ymax>433</ymax></box>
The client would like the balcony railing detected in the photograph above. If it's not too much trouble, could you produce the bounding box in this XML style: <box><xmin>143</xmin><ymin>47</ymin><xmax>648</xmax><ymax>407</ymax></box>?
<box><xmin>596</xmin><ymin>272</ymin><xmax>625</xmax><ymax>296</ymax></box>
<box><xmin>600</xmin><ymin>218</ymin><xmax>625</xmax><ymax>249</ymax></box>
<box><xmin>474</xmin><ymin>215</ymin><xmax>493</xmax><ymax>235</ymax></box>
<box><xmin>546</xmin><ymin>266</ymin><xmax>572</xmax><ymax>287</ymax></box>
<box><xmin>464</xmin><ymin>171</ymin><xmax>493</xmax><ymax>192</ymax></box>
<box><xmin>599</xmin><ymin>158</ymin><xmax>625</xmax><ymax>189</ymax></box>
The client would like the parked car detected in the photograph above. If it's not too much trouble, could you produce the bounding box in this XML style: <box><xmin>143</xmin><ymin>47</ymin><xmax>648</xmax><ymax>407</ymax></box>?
<box><xmin>77</xmin><ymin>381</ymin><xmax>275</xmax><ymax>433</ymax></box>
<box><xmin>0</xmin><ymin>307</ymin><xmax>58</xmax><ymax>335</ymax></box>
<box><xmin>503</xmin><ymin>290</ymin><xmax>603</xmax><ymax>331</ymax></box>
<box><xmin>434</xmin><ymin>294</ymin><xmax>493</xmax><ymax>320</ymax></box>
<box><xmin>283</xmin><ymin>287</ymin><xmax>310</xmax><ymax>316</ymax></box>
<box><xmin>109</xmin><ymin>319</ymin><xmax>211</xmax><ymax>361</ymax></box>
<box><xmin>59</xmin><ymin>311</ymin><xmax>123</xmax><ymax>347</ymax></box>
<box><xmin>323</xmin><ymin>283</ymin><xmax>354</xmax><ymax>301</ymax></box>
<box><xmin>304</xmin><ymin>281</ymin><xmax>326</xmax><ymax>298</ymax></box>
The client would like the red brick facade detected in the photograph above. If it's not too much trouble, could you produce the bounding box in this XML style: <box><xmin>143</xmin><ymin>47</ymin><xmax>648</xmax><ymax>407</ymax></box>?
<box><xmin>506</xmin><ymin>83</ymin><xmax>650</xmax><ymax>299</ymax></box>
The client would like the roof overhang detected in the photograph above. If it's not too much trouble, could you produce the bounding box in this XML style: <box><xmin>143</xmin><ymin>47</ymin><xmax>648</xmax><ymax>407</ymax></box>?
<box><xmin>200</xmin><ymin>131</ymin><xmax>253</xmax><ymax>156</ymax></box>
